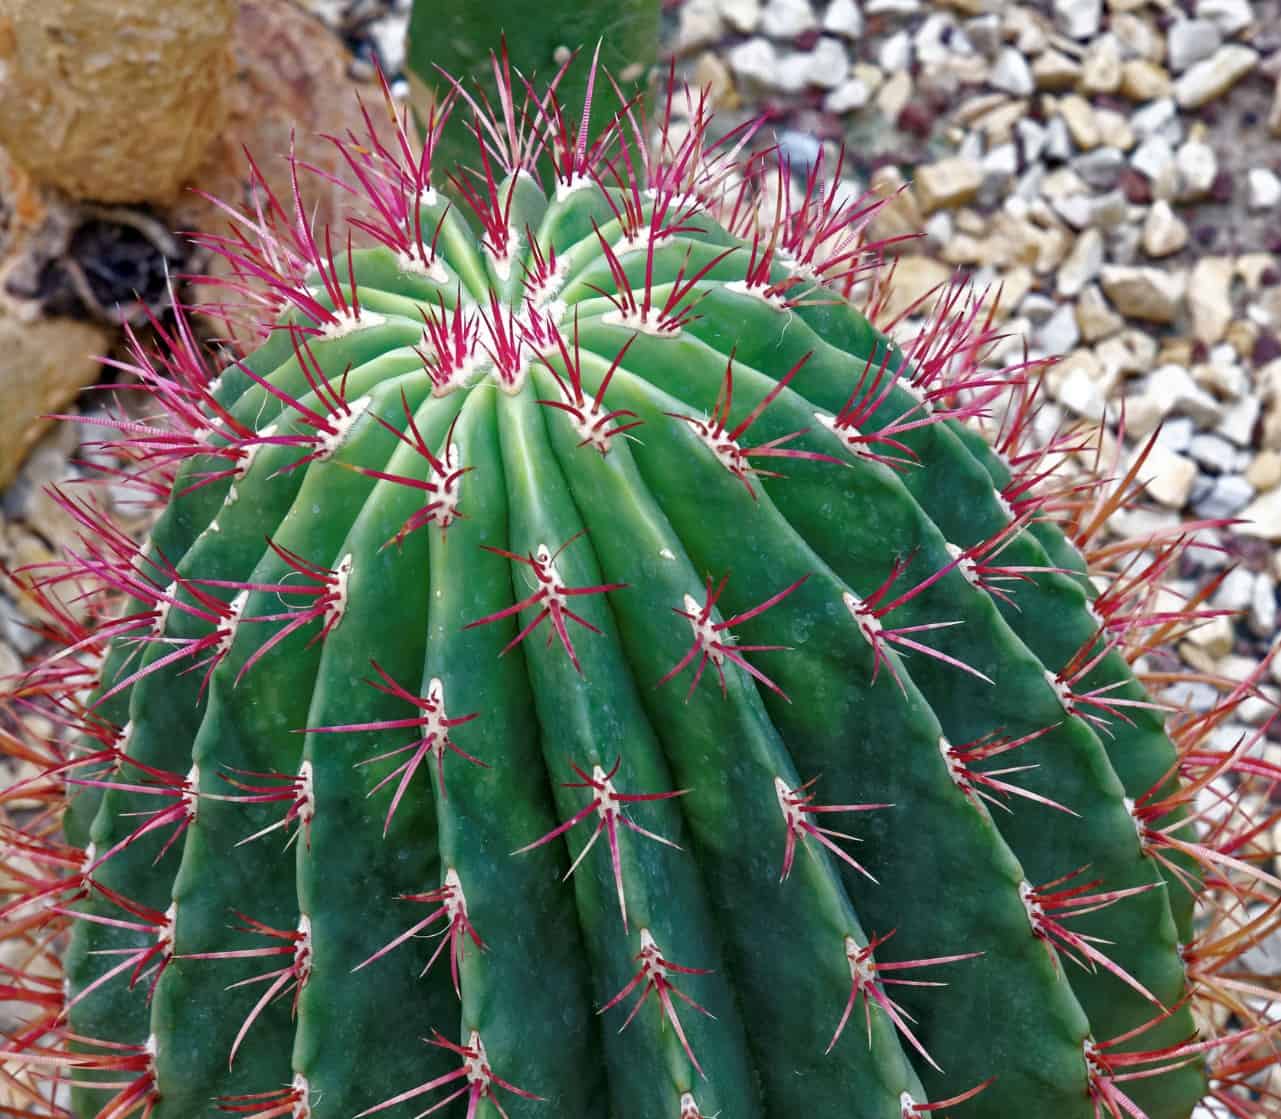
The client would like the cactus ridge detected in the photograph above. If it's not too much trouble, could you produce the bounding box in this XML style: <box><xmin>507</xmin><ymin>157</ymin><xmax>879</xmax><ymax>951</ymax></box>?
<box><xmin>3</xmin><ymin>60</ymin><xmax>1278</xmax><ymax>1119</ymax></box>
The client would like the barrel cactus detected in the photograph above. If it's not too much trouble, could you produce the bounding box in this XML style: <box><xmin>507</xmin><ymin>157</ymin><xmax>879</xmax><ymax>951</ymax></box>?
<box><xmin>2</xmin><ymin>56</ymin><xmax>1278</xmax><ymax>1119</ymax></box>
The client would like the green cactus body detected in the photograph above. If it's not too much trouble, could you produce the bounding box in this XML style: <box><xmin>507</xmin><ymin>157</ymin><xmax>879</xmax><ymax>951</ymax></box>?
<box><xmin>8</xmin><ymin>66</ymin><xmax>1270</xmax><ymax>1119</ymax></box>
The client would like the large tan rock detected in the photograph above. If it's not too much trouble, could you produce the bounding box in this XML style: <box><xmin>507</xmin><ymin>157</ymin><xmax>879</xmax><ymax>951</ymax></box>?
<box><xmin>0</xmin><ymin>311</ymin><xmax>106</xmax><ymax>488</ymax></box>
<box><xmin>0</xmin><ymin>0</ymin><xmax>235</xmax><ymax>203</ymax></box>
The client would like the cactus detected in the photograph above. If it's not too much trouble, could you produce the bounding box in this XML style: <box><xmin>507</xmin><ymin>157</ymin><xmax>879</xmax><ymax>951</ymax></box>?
<box><xmin>2</xmin><ymin>58</ymin><xmax>1278</xmax><ymax>1119</ymax></box>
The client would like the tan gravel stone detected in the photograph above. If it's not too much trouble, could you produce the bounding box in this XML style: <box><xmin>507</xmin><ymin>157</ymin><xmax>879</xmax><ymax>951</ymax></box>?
<box><xmin>1141</xmin><ymin>200</ymin><xmax>1188</xmax><ymax>257</ymax></box>
<box><xmin>877</xmin><ymin>70</ymin><xmax>913</xmax><ymax>119</ymax></box>
<box><xmin>1081</xmin><ymin>34</ymin><xmax>1122</xmax><ymax>93</ymax></box>
<box><xmin>1058</xmin><ymin>228</ymin><xmax>1104</xmax><ymax>297</ymax></box>
<box><xmin>1094</xmin><ymin>108</ymin><xmax>1135</xmax><ymax>150</ymax></box>
<box><xmin>914</xmin><ymin>156</ymin><xmax>983</xmax><ymax>214</ymax></box>
<box><xmin>877</xmin><ymin>257</ymin><xmax>952</xmax><ymax>320</ymax></box>
<box><xmin>1174</xmin><ymin>44</ymin><xmax>1259</xmax><ymax>109</ymax></box>
<box><xmin>867</xmin><ymin>166</ymin><xmax>924</xmax><ymax>245</ymax></box>
<box><xmin>1058</xmin><ymin>94</ymin><xmax>1101</xmax><ymax>149</ymax></box>
<box><xmin>1100</xmin><ymin>264</ymin><xmax>1186</xmax><ymax>322</ymax></box>
<box><xmin>1033</xmin><ymin>50</ymin><xmax>1083</xmax><ymax>90</ymax></box>
<box><xmin>1270</xmin><ymin>78</ymin><xmax>1281</xmax><ymax>137</ymax></box>
<box><xmin>1076</xmin><ymin>284</ymin><xmax>1125</xmax><ymax>341</ymax></box>
<box><xmin>1138</xmin><ymin>443</ymin><xmax>1199</xmax><ymax>508</ymax></box>
<box><xmin>1246</xmin><ymin>451</ymin><xmax>1281</xmax><ymax>492</ymax></box>
<box><xmin>1187</xmin><ymin>256</ymin><xmax>1235</xmax><ymax>345</ymax></box>
<box><xmin>1120</xmin><ymin>60</ymin><xmax>1172</xmax><ymax>101</ymax></box>
<box><xmin>1238</xmin><ymin>486</ymin><xmax>1281</xmax><ymax>541</ymax></box>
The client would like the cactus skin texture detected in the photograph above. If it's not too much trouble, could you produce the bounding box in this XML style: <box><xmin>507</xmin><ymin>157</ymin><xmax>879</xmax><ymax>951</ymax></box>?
<box><xmin>2</xmin><ymin>59</ymin><xmax>1279</xmax><ymax>1119</ymax></box>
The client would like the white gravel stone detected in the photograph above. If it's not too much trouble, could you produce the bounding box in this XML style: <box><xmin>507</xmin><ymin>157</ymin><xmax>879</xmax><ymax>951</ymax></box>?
<box><xmin>1130</xmin><ymin>98</ymin><xmax>1181</xmax><ymax>143</ymax></box>
<box><xmin>1250</xmin><ymin>575</ymin><xmax>1278</xmax><ymax>638</ymax></box>
<box><xmin>1214</xmin><ymin>566</ymin><xmax>1258</xmax><ymax>611</ymax></box>
<box><xmin>824</xmin><ymin>77</ymin><xmax>870</xmax><ymax>113</ymax></box>
<box><xmin>761</xmin><ymin>0</ymin><xmax>817</xmax><ymax>38</ymax></box>
<box><xmin>1197</xmin><ymin>0</ymin><xmax>1254</xmax><ymax>36</ymax></box>
<box><xmin>1053</xmin><ymin>0</ymin><xmax>1101</xmax><ymax>40</ymax></box>
<box><xmin>1175</xmin><ymin>139</ymin><xmax>1218</xmax><ymax>199</ymax></box>
<box><xmin>728</xmin><ymin>38</ymin><xmax>778</xmax><ymax>86</ymax></box>
<box><xmin>1131</xmin><ymin>135</ymin><xmax>1177</xmax><ymax>184</ymax></box>
<box><xmin>719</xmin><ymin>0</ymin><xmax>762</xmax><ymax>34</ymax></box>
<box><xmin>991</xmin><ymin>47</ymin><xmax>1035</xmax><ymax>96</ymax></box>
<box><xmin>1220</xmin><ymin>396</ymin><xmax>1262</xmax><ymax>447</ymax></box>
<box><xmin>1166</xmin><ymin>19</ymin><xmax>1223</xmax><ymax>73</ymax></box>
<box><xmin>1147</xmin><ymin>364</ymin><xmax>1225</xmax><ymax>426</ymax></box>
<box><xmin>878</xmin><ymin>29</ymin><xmax>912</xmax><ymax>71</ymax></box>
<box><xmin>679</xmin><ymin>0</ymin><xmax>725</xmax><ymax>49</ymax></box>
<box><xmin>1189</xmin><ymin>433</ymin><xmax>1239</xmax><ymax>473</ymax></box>
<box><xmin>1038</xmin><ymin>303</ymin><xmax>1081</xmax><ymax>354</ymax></box>
<box><xmin>821</xmin><ymin>0</ymin><xmax>862</xmax><ymax>38</ymax></box>
<box><xmin>1057</xmin><ymin>229</ymin><xmax>1104</xmax><ymax>298</ymax></box>
<box><xmin>1194</xmin><ymin>474</ymin><xmax>1255</xmax><ymax>519</ymax></box>
<box><xmin>1248</xmin><ymin>168</ymin><xmax>1281</xmax><ymax>212</ymax></box>
<box><xmin>1175</xmin><ymin>45</ymin><xmax>1259</xmax><ymax>109</ymax></box>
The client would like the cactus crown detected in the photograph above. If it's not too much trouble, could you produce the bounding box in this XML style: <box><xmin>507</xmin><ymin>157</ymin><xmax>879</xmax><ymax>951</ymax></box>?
<box><xmin>2</xmin><ymin>50</ymin><xmax>1278</xmax><ymax>1119</ymax></box>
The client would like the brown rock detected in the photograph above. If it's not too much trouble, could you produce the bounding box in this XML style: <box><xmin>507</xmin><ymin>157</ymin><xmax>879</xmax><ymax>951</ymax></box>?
<box><xmin>175</xmin><ymin>2</ymin><xmax>391</xmax><ymax>324</ymax></box>
<box><xmin>0</xmin><ymin>0</ymin><xmax>234</xmax><ymax>203</ymax></box>
<box><xmin>1119</xmin><ymin>60</ymin><xmax>1172</xmax><ymax>101</ymax></box>
<box><xmin>913</xmin><ymin>157</ymin><xmax>982</xmax><ymax>215</ymax></box>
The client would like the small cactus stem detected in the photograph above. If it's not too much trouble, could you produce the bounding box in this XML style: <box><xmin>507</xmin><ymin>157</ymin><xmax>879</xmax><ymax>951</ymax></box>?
<box><xmin>217</xmin><ymin>1072</ymin><xmax>311</xmax><ymax>1118</ymax></box>
<box><xmin>773</xmin><ymin>775</ymin><xmax>891</xmax><ymax>884</ymax></box>
<box><xmin>339</xmin><ymin>397</ymin><xmax>471</xmax><ymax>549</ymax></box>
<box><xmin>466</xmin><ymin>534</ymin><xmax>628</xmax><ymax>673</ymax></box>
<box><xmin>351</xmin><ymin>868</ymin><xmax>484</xmax><ymax>996</ymax></box>
<box><xmin>658</xmin><ymin>572</ymin><xmax>809</xmax><ymax>701</ymax></box>
<box><xmin>536</xmin><ymin>318</ymin><xmax>643</xmax><ymax>454</ymax></box>
<box><xmin>841</xmin><ymin>559</ymin><xmax>995</xmax><ymax>692</ymax></box>
<box><xmin>355</xmin><ymin>1028</ymin><xmax>543</xmax><ymax>1119</ymax></box>
<box><xmin>1045</xmin><ymin>633</ymin><xmax>1173</xmax><ymax>736</ymax></box>
<box><xmin>828</xmin><ymin>930</ymin><xmax>982</xmax><ymax>1069</ymax></box>
<box><xmin>71</xmin><ymin>759</ymin><xmax>200</xmax><ymax>871</ymax></box>
<box><xmin>52</xmin><ymin>886</ymin><xmax>174</xmax><ymax>1009</ymax></box>
<box><xmin>181</xmin><ymin>912</ymin><xmax>313</xmax><ymax>1069</ymax></box>
<box><xmin>899</xmin><ymin>1080</ymin><xmax>995</xmax><ymax>1117</ymax></box>
<box><xmin>307</xmin><ymin>661</ymin><xmax>483</xmax><ymax>834</ymax></box>
<box><xmin>938</xmin><ymin>727</ymin><xmax>1079</xmax><ymax>816</ymax></box>
<box><xmin>599</xmin><ymin>928</ymin><xmax>716</xmax><ymax>1078</ymax></box>
<box><xmin>512</xmin><ymin>757</ymin><xmax>687</xmax><ymax>930</ymax></box>
<box><xmin>415</xmin><ymin>292</ymin><xmax>481</xmax><ymax>395</ymax></box>
<box><xmin>205</xmin><ymin>761</ymin><xmax>315</xmax><ymax>850</ymax></box>
<box><xmin>1017</xmin><ymin>869</ymin><xmax>1163</xmax><ymax>1006</ymax></box>
<box><xmin>668</xmin><ymin>351</ymin><xmax>840</xmax><ymax>498</ymax></box>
